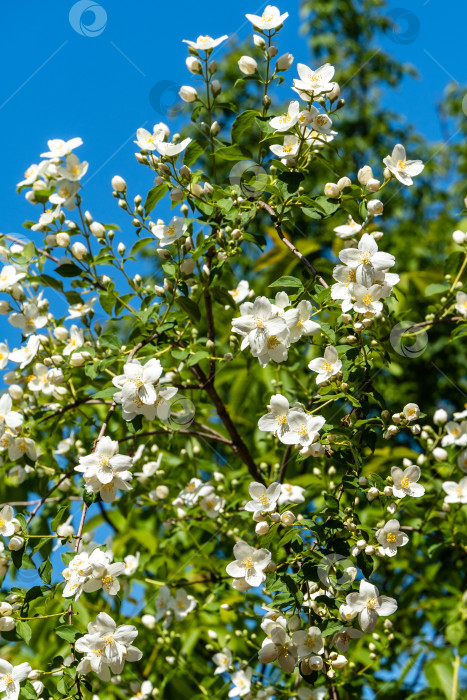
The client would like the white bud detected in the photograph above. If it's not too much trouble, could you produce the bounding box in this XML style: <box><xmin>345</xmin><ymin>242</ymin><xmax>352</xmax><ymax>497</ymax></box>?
<box><xmin>452</xmin><ymin>230</ymin><xmax>465</xmax><ymax>245</ymax></box>
<box><xmin>253</xmin><ymin>34</ymin><xmax>266</xmax><ymax>48</ymax></box>
<box><xmin>276</xmin><ymin>53</ymin><xmax>294</xmax><ymax>71</ymax></box>
<box><xmin>69</xmin><ymin>352</ymin><xmax>86</xmax><ymax>367</ymax></box>
<box><xmin>383</xmin><ymin>486</ymin><xmax>393</xmax><ymax>497</ymax></box>
<box><xmin>341</xmin><ymin>313</ymin><xmax>352</xmax><ymax>323</ymax></box>
<box><xmin>0</xmin><ymin>617</ymin><xmax>15</xmax><ymax>632</ymax></box>
<box><xmin>387</xmin><ymin>502</ymin><xmax>398</xmax><ymax>515</ymax></box>
<box><xmin>327</xmin><ymin>82</ymin><xmax>341</xmax><ymax>101</ymax></box>
<box><xmin>331</xmin><ymin>654</ymin><xmax>348</xmax><ymax>669</ymax></box>
<box><xmin>179</xmin><ymin>85</ymin><xmax>198</xmax><ymax>103</ymax></box>
<box><xmin>367</xmin><ymin>199</ymin><xmax>384</xmax><ymax>217</ymax></box>
<box><xmin>211</xmin><ymin>80</ymin><xmax>221</xmax><ymax>95</ymax></box>
<box><xmin>186</xmin><ymin>56</ymin><xmax>202</xmax><ymax>74</ymax></box>
<box><xmin>366</xmin><ymin>178</ymin><xmax>381</xmax><ymax>193</ymax></box>
<box><xmin>89</xmin><ymin>221</ymin><xmax>105</xmax><ymax>238</ymax></box>
<box><xmin>324</xmin><ymin>182</ymin><xmax>340</xmax><ymax>197</ymax></box>
<box><xmin>270</xmin><ymin>512</ymin><xmax>280</xmax><ymax>523</ymax></box>
<box><xmin>56</xmin><ymin>232</ymin><xmax>70</xmax><ymax>247</ymax></box>
<box><xmin>365</xmin><ymin>545</ymin><xmax>375</xmax><ymax>555</ymax></box>
<box><xmin>337</xmin><ymin>176</ymin><xmax>352</xmax><ymax>191</ymax></box>
<box><xmin>112</xmin><ymin>175</ymin><xmax>127</xmax><ymax>192</ymax></box>
<box><xmin>54</xmin><ymin>326</ymin><xmax>69</xmax><ymax>341</ymax></box>
<box><xmin>280</xmin><ymin>511</ymin><xmax>296</xmax><ymax>526</ymax></box>
<box><xmin>141</xmin><ymin>614</ymin><xmax>156</xmax><ymax>629</ymax></box>
<box><xmin>288</xmin><ymin>614</ymin><xmax>301</xmax><ymax>632</ymax></box>
<box><xmin>367</xmin><ymin>487</ymin><xmax>379</xmax><ymax>502</ymax></box>
<box><xmin>71</xmin><ymin>241</ymin><xmax>87</xmax><ymax>260</ymax></box>
<box><xmin>358</xmin><ymin>476</ymin><xmax>368</xmax><ymax>486</ymax></box>
<box><xmin>211</xmin><ymin>120</ymin><xmax>220</xmax><ymax>136</ymax></box>
<box><xmin>433</xmin><ymin>408</ymin><xmax>448</xmax><ymax>425</ymax></box>
<box><xmin>255</xmin><ymin>521</ymin><xmax>269</xmax><ymax>535</ymax></box>
<box><xmin>358</xmin><ymin>165</ymin><xmax>373</xmax><ymax>185</ymax></box>
<box><xmin>432</xmin><ymin>447</ymin><xmax>448</xmax><ymax>462</ymax></box>
<box><xmin>238</xmin><ymin>56</ymin><xmax>258</xmax><ymax>75</ymax></box>
<box><xmin>180</xmin><ymin>258</ymin><xmax>195</xmax><ymax>275</ymax></box>
<box><xmin>8</xmin><ymin>536</ymin><xmax>24</xmax><ymax>551</ymax></box>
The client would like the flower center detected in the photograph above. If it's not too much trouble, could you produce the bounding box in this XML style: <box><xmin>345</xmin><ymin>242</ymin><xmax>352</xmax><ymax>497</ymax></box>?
<box><xmin>297</xmin><ymin>423</ymin><xmax>308</xmax><ymax>436</ymax></box>
<box><xmin>283</xmin><ymin>143</ymin><xmax>294</xmax><ymax>153</ymax></box>
<box><xmin>267</xmin><ymin>335</ymin><xmax>280</xmax><ymax>348</ymax></box>
<box><xmin>279</xmin><ymin>112</ymin><xmax>291</xmax><ymax>124</ymax></box>
<box><xmin>367</xmin><ymin>597</ymin><xmax>378</xmax><ymax>609</ymax></box>
<box><xmin>277</xmin><ymin>414</ymin><xmax>288</xmax><ymax>425</ymax></box>
<box><xmin>199</xmin><ymin>35</ymin><xmax>212</xmax><ymax>42</ymax></box>
<box><xmin>361</xmin><ymin>252</ymin><xmax>372</xmax><ymax>264</ymax></box>
<box><xmin>101</xmin><ymin>575</ymin><xmax>114</xmax><ymax>590</ymax></box>
<box><xmin>258</xmin><ymin>494</ymin><xmax>269</xmax><ymax>505</ymax></box>
<box><xmin>362</xmin><ymin>294</ymin><xmax>373</xmax><ymax>305</ymax></box>
<box><xmin>165</xmin><ymin>224</ymin><xmax>176</xmax><ymax>237</ymax></box>
<box><xmin>400</xmin><ymin>477</ymin><xmax>411</xmax><ymax>489</ymax></box>
<box><xmin>397</xmin><ymin>160</ymin><xmax>408</xmax><ymax>169</ymax></box>
<box><xmin>2</xmin><ymin>673</ymin><xmax>13</xmax><ymax>686</ymax></box>
<box><xmin>322</xmin><ymin>360</ymin><xmax>333</xmax><ymax>372</ymax></box>
<box><xmin>241</xmin><ymin>557</ymin><xmax>254</xmax><ymax>569</ymax></box>
<box><xmin>0</xmin><ymin>518</ymin><xmax>4</xmax><ymax>529</ymax></box>
<box><xmin>316</xmin><ymin>115</ymin><xmax>327</xmax><ymax>126</ymax></box>
<box><xmin>387</xmin><ymin>533</ymin><xmax>397</xmax><ymax>543</ymax></box>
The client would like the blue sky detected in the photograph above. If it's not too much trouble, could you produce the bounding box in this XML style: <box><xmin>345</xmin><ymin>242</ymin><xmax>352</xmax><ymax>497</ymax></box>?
<box><xmin>0</xmin><ymin>0</ymin><xmax>465</xmax><ymax>252</ymax></box>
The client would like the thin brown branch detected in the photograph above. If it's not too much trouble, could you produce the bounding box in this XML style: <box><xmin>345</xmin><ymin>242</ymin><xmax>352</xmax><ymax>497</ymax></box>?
<box><xmin>256</xmin><ymin>200</ymin><xmax>329</xmax><ymax>288</ymax></box>
<box><xmin>118</xmin><ymin>428</ymin><xmax>232</xmax><ymax>446</ymax></box>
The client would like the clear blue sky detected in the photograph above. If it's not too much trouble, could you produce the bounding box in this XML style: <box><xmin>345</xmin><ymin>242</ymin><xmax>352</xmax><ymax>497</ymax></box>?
<box><xmin>0</xmin><ymin>0</ymin><xmax>465</xmax><ymax>250</ymax></box>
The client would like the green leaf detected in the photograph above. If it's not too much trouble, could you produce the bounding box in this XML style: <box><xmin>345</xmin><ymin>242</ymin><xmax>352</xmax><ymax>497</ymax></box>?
<box><xmin>176</xmin><ymin>296</ymin><xmax>201</xmax><ymax>323</ymax></box>
<box><xmin>16</xmin><ymin>620</ymin><xmax>32</xmax><ymax>645</ymax></box>
<box><xmin>324</xmin><ymin>494</ymin><xmax>340</xmax><ymax>512</ymax></box>
<box><xmin>92</xmin><ymin>387</ymin><xmax>118</xmax><ymax>400</ymax></box>
<box><xmin>56</xmin><ymin>624</ymin><xmax>81</xmax><ymax>643</ymax></box>
<box><xmin>38</xmin><ymin>559</ymin><xmax>53</xmax><ymax>584</ymax></box>
<box><xmin>424</xmin><ymin>658</ymin><xmax>453</xmax><ymax>699</ymax></box>
<box><xmin>187</xmin><ymin>351</ymin><xmax>210</xmax><ymax>367</ymax></box>
<box><xmin>183</xmin><ymin>140</ymin><xmax>207</xmax><ymax>166</ymax></box>
<box><xmin>356</xmin><ymin>551</ymin><xmax>374</xmax><ymax>578</ymax></box>
<box><xmin>55</xmin><ymin>263</ymin><xmax>82</xmax><ymax>278</ymax></box>
<box><xmin>231</xmin><ymin>110</ymin><xmax>260</xmax><ymax>142</ymax></box>
<box><xmin>144</xmin><ymin>184</ymin><xmax>168</xmax><ymax>215</ymax></box>
<box><xmin>269</xmin><ymin>275</ymin><xmax>303</xmax><ymax>288</ymax></box>
<box><xmin>130</xmin><ymin>237</ymin><xmax>154</xmax><ymax>255</ymax></box>
<box><xmin>19</xmin><ymin>681</ymin><xmax>37</xmax><ymax>699</ymax></box>
<box><xmin>215</xmin><ymin>144</ymin><xmax>253</xmax><ymax>161</ymax></box>
<box><xmin>51</xmin><ymin>505</ymin><xmax>70</xmax><ymax>533</ymax></box>
<box><xmin>276</xmin><ymin>172</ymin><xmax>303</xmax><ymax>198</ymax></box>
<box><xmin>425</xmin><ymin>283</ymin><xmax>449</xmax><ymax>297</ymax></box>
<box><xmin>321</xmin><ymin>620</ymin><xmax>344</xmax><ymax>637</ymax></box>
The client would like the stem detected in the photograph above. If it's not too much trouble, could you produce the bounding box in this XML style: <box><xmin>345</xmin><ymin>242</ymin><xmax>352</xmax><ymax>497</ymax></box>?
<box><xmin>256</xmin><ymin>200</ymin><xmax>329</xmax><ymax>287</ymax></box>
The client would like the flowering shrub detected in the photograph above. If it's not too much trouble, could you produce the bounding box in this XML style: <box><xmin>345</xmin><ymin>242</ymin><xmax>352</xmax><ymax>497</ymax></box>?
<box><xmin>0</xmin><ymin>5</ymin><xmax>466</xmax><ymax>700</ymax></box>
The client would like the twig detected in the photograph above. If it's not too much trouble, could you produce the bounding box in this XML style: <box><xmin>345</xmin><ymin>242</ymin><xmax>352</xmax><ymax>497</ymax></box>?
<box><xmin>256</xmin><ymin>200</ymin><xmax>329</xmax><ymax>288</ymax></box>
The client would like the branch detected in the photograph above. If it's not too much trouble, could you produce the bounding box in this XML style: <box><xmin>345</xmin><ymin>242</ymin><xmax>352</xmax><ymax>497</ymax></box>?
<box><xmin>256</xmin><ymin>200</ymin><xmax>329</xmax><ymax>288</ymax></box>
<box><xmin>118</xmin><ymin>428</ymin><xmax>232</xmax><ymax>446</ymax></box>
<box><xmin>380</xmin><ymin>316</ymin><xmax>463</xmax><ymax>342</ymax></box>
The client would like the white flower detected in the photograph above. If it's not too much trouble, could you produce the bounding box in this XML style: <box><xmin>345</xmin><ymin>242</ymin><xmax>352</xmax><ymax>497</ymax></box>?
<box><xmin>305</xmin><ymin>106</ymin><xmax>335</xmax><ymax>135</ymax></box>
<box><xmin>333</xmin><ymin>216</ymin><xmax>362</xmax><ymax>240</ymax></box>
<box><xmin>66</xmin><ymin>297</ymin><xmax>97</xmax><ymax>319</ymax></box>
<box><xmin>58</xmin><ymin>154</ymin><xmax>89</xmax><ymax>181</ymax></box>
<box><xmin>280</xmin><ymin>412</ymin><xmax>325</xmax><ymax>447</ymax></box>
<box><xmin>245</xmin><ymin>6</ymin><xmax>289</xmax><ymax>31</ymax></box>
<box><xmin>171</xmin><ymin>588</ymin><xmax>197</xmax><ymax>620</ymax></box>
<box><xmin>9</xmin><ymin>303</ymin><xmax>47</xmax><ymax>337</ymax></box>
<box><xmin>231</xmin><ymin>296</ymin><xmax>292</xmax><ymax>367</ymax></box>
<box><xmin>112</xmin><ymin>358</ymin><xmax>163</xmax><ymax>406</ymax></box>
<box><xmin>339</xmin><ymin>233</ymin><xmax>395</xmax><ymax>273</ymax></box>
<box><xmin>212</xmin><ymin>648</ymin><xmax>232</xmax><ymax>674</ymax></box>
<box><xmin>0</xmin><ymin>342</ymin><xmax>9</xmax><ymax>370</ymax></box>
<box><xmin>228</xmin><ymin>280</ymin><xmax>250</xmax><ymax>304</ymax></box>
<box><xmin>75</xmin><ymin>612</ymin><xmax>141</xmax><ymax>679</ymax></box>
<box><xmin>155</xmin><ymin>138</ymin><xmax>192</xmax><ymax>158</ymax></box>
<box><xmin>135</xmin><ymin>126</ymin><xmax>165</xmax><ymax>151</ymax></box>
<box><xmin>289</xmin><ymin>300</ymin><xmax>320</xmax><ymax>342</ymax></box>
<box><xmin>228</xmin><ymin>667</ymin><xmax>252</xmax><ymax>698</ymax></box>
<box><xmin>258</xmin><ymin>624</ymin><xmax>298</xmax><ymax>673</ymax></box>
<box><xmin>403</xmin><ymin>403</ymin><xmax>420</xmax><ymax>422</ymax></box>
<box><xmin>151</xmin><ymin>216</ymin><xmax>187</xmax><ymax>247</ymax></box>
<box><xmin>50</xmin><ymin>179</ymin><xmax>80</xmax><ymax>208</ymax></box>
<box><xmin>455</xmin><ymin>291</ymin><xmax>467</xmax><ymax>317</ymax></box>
<box><xmin>226</xmin><ymin>541</ymin><xmax>271</xmax><ymax>587</ymax></box>
<box><xmin>442</xmin><ymin>477</ymin><xmax>467</xmax><ymax>504</ymax></box>
<box><xmin>352</xmin><ymin>284</ymin><xmax>385</xmax><ymax>315</ymax></box>
<box><xmin>375</xmin><ymin>519</ymin><xmax>409</xmax><ymax>556</ymax></box>
<box><xmin>345</xmin><ymin>580</ymin><xmax>397</xmax><ymax>632</ymax></box>
<box><xmin>383</xmin><ymin>144</ymin><xmax>424</xmax><ymax>186</ymax></box>
<box><xmin>269</xmin><ymin>101</ymin><xmax>300</xmax><ymax>132</ymax></box>
<box><xmin>270</xmin><ymin>135</ymin><xmax>299</xmax><ymax>158</ymax></box>
<box><xmin>457</xmin><ymin>449</ymin><xmax>467</xmax><ymax>473</ymax></box>
<box><xmin>8</xmin><ymin>436</ymin><xmax>37</xmax><ymax>462</ymax></box>
<box><xmin>200</xmin><ymin>493</ymin><xmax>225</xmax><ymax>518</ymax></box>
<box><xmin>0</xmin><ymin>506</ymin><xmax>20</xmax><ymax>537</ymax></box>
<box><xmin>175</xmin><ymin>478</ymin><xmax>214</xmax><ymax>506</ymax></box>
<box><xmin>63</xmin><ymin>325</ymin><xmax>84</xmax><ymax>356</ymax></box>
<box><xmin>308</xmin><ymin>345</ymin><xmax>342</xmax><ymax>384</ymax></box>
<box><xmin>123</xmin><ymin>552</ymin><xmax>140</xmax><ymax>576</ymax></box>
<box><xmin>257</xmin><ymin>394</ymin><xmax>296</xmax><ymax>440</ymax></box>
<box><xmin>293</xmin><ymin>62</ymin><xmax>335</xmax><ymax>97</ymax></box>
<box><xmin>75</xmin><ymin>437</ymin><xmax>133</xmax><ymax>502</ymax></box>
<box><xmin>129</xmin><ymin>680</ymin><xmax>153</xmax><ymax>700</ymax></box>
<box><xmin>179</xmin><ymin>86</ymin><xmax>198</xmax><ymax>102</ymax></box>
<box><xmin>0</xmin><ymin>658</ymin><xmax>32</xmax><ymax>700</ymax></box>
<box><xmin>391</xmin><ymin>465</ymin><xmax>425</xmax><ymax>498</ymax></box>
<box><xmin>292</xmin><ymin>626</ymin><xmax>324</xmax><ymax>658</ymax></box>
<box><xmin>238</xmin><ymin>56</ymin><xmax>258</xmax><ymax>75</ymax></box>
<box><xmin>297</xmin><ymin>687</ymin><xmax>327</xmax><ymax>700</ymax></box>
<box><xmin>0</xmin><ymin>265</ymin><xmax>26</xmax><ymax>291</ymax></box>
<box><xmin>155</xmin><ymin>585</ymin><xmax>174</xmax><ymax>625</ymax></box>
<box><xmin>244</xmin><ymin>481</ymin><xmax>281</xmax><ymax>515</ymax></box>
<box><xmin>278</xmin><ymin>483</ymin><xmax>304</xmax><ymax>505</ymax></box>
<box><xmin>0</xmin><ymin>395</ymin><xmax>22</xmax><ymax>432</ymax></box>
<box><xmin>441</xmin><ymin>420</ymin><xmax>467</xmax><ymax>447</ymax></box>
<box><xmin>182</xmin><ymin>35</ymin><xmax>228</xmax><ymax>51</ymax></box>
<box><xmin>40</xmin><ymin>137</ymin><xmax>82</xmax><ymax>158</ymax></box>
<box><xmin>331</xmin><ymin>627</ymin><xmax>363</xmax><ymax>652</ymax></box>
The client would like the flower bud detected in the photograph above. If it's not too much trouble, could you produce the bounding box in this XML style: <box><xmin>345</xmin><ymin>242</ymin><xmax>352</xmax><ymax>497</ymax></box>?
<box><xmin>112</xmin><ymin>176</ymin><xmax>127</xmax><ymax>193</ymax></box>
<box><xmin>238</xmin><ymin>56</ymin><xmax>258</xmax><ymax>75</ymax></box>
<box><xmin>180</xmin><ymin>258</ymin><xmax>195</xmax><ymax>275</ymax></box>
<box><xmin>54</xmin><ymin>326</ymin><xmax>69</xmax><ymax>341</ymax></box>
<box><xmin>276</xmin><ymin>53</ymin><xmax>294</xmax><ymax>71</ymax></box>
<box><xmin>327</xmin><ymin>82</ymin><xmax>341</xmax><ymax>101</ymax></box>
<box><xmin>8</xmin><ymin>385</ymin><xmax>23</xmax><ymax>401</ymax></box>
<box><xmin>433</xmin><ymin>408</ymin><xmax>448</xmax><ymax>425</ymax></box>
<box><xmin>432</xmin><ymin>447</ymin><xmax>448</xmax><ymax>462</ymax></box>
<box><xmin>8</xmin><ymin>536</ymin><xmax>24</xmax><ymax>551</ymax></box>
<box><xmin>324</xmin><ymin>182</ymin><xmax>340</xmax><ymax>198</ymax></box>
<box><xmin>337</xmin><ymin>176</ymin><xmax>351</xmax><ymax>191</ymax></box>
<box><xmin>186</xmin><ymin>56</ymin><xmax>202</xmax><ymax>74</ymax></box>
<box><xmin>141</xmin><ymin>614</ymin><xmax>156</xmax><ymax>629</ymax></box>
<box><xmin>358</xmin><ymin>166</ymin><xmax>373</xmax><ymax>186</ymax></box>
<box><xmin>270</xmin><ymin>512</ymin><xmax>280</xmax><ymax>523</ymax></box>
<box><xmin>56</xmin><ymin>232</ymin><xmax>70</xmax><ymax>247</ymax></box>
<box><xmin>0</xmin><ymin>617</ymin><xmax>15</xmax><ymax>632</ymax></box>
<box><xmin>288</xmin><ymin>614</ymin><xmax>301</xmax><ymax>632</ymax></box>
<box><xmin>367</xmin><ymin>199</ymin><xmax>383</xmax><ymax>217</ymax></box>
<box><xmin>280</xmin><ymin>511</ymin><xmax>296</xmax><ymax>526</ymax></box>
<box><xmin>253</xmin><ymin>34</ymin><xmax>266</xmax><ymax>48</ymax></box>
<box><xmin>71</xmin><ymin>241</ymin><xmax>87</xmax><ymax>260</ymax></box>
<box><xmin>211</xmin><ymin>80</ymin><xmax>221</xmax><ymax>96</ymax></box>
<box><xmin>452</xmin><ymin>230</ymin><xmax>465</xmax><ymax>245</ymax></box>
<box><xmin>90</xmin><ymin>221</ymin><xmax>105</xmax><ymax>238</ymax></box>
<box><xmin>366</xmin><ymin>178</ymin><xmax>381</xmax><ymax>193</ymax></box>
<box><xmin>211</xmin><ymin>121</ymin><xmax>220</xmax><ymax>136</ymax></box>
<box><xmin>367</xmin><ymin>487</ymin><xmax>379</xmax><ymax>502</ymax></box>
<box><xmin>179</xmin><ymin>86</ymin><xmax>197</xmax><ymax>103</ymax></box>
<box><xmin>255</xmin><ymin>521</ymin><xmax>269</xmax><ymax>535</ymax></box>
